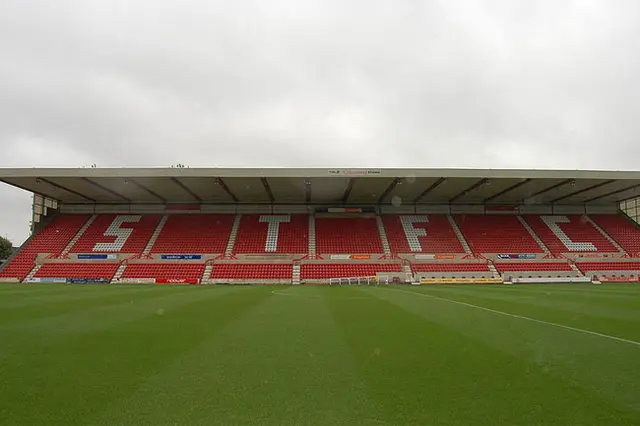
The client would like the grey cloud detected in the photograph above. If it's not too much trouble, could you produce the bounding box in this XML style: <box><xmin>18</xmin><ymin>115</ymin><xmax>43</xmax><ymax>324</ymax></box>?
<box><xmin>2</xmin><ymin>0</ymin><xmax>640</xmax><ymax>243</ymax></box>
<box><xmin>0</xmin><ymin>187</ymin><xmax>32</xmax><ymax>246</ymax></box>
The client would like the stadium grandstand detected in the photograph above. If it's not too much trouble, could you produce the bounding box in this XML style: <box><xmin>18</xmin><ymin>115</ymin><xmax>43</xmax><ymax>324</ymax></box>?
<box><xmin>1</xmin><ymin>167</ymin><xmax>640</xmax><ymax>285</ymax></box>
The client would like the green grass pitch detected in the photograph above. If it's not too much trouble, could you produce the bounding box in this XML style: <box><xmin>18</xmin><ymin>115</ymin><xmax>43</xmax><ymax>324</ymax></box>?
<box><xmin>1</xmin><ymin>283</ymin><xmax>640</xmax><ymax>425</ymax></box>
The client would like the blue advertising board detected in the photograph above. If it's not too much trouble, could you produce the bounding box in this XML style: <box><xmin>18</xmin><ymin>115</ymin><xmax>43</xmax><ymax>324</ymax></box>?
<box><xmin>160</xmin><ymin>254</ymin><xmax>202</xmax><ymax>260</ymax></box>
<box><xmin>77</xmin><ymin>254</ymin><xmax>117</xmax><ymax>259</ymax></box>
<box><xmin>78</xmin><ymin>254</ymin><xmax>108</xmax><ymax>259</ymax></box>
<box><xmin>26</xmin><ymin>277</ymin><xmax>67</xmax><ymax>283</ymax></box>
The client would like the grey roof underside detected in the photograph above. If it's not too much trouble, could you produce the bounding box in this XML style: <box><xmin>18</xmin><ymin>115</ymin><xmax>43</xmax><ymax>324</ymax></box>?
<box><xmin>0</xmin><ymin>167</ymin><xmax>639</xmax><ymax>205</ymax></box>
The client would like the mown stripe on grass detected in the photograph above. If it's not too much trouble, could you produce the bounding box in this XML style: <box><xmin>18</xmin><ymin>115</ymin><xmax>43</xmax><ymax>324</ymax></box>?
<box><xmin>0</xmin><ymin>283</ymin><xmax>105</xmax><ymax>300</ymax></box>
<box><xmin>415</xmin><ymin>285</ymin><xmax>640</xmax><ymax>342</ymax></box>
<box><xmin>464</xmin><ymin>284</ymin><xmax>640</xmax><ymax>307</ymax></box>
<box><xmin>394</xmin><ymin>288</ymin><xmax>640</xmax><ymax>346</ymax></box>
<box><xmin>374</xmin><ymin>286</ymin><xmax>640</xmax><ymax>417</ymax></box>
<box><xmin>0</xmin><ymin>286</ymin><xmax>181</xmax><ymax>325</ymax></box>
<box><xmin>423</xmin><ymin>285</ymin><xmax>640</xmax><ymax>323</ymax></box>
<box><xmin>93</xmin><ymin>285</ymin><xmax>383</xmax><ymax>426</ymax></box>
<box><xmin>0</xmin><ymin>285</ymin><xmax>234</xmax><ymax>335</ymax></box>
<box><xmin>0</xmin><ymin>286</ymin><xmax>270</xmax><ymax>425</ymax></box>
<box><xmin>324</xmin><ymin>285</ymin><xmax>640</xmax><ymax>425</ymax></box>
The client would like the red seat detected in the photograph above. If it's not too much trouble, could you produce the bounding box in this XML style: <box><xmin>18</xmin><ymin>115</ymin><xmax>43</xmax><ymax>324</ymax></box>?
<box><xmin>382</xmin><ymin>215</ymin><xmax>465</xmax><ymax>253</ymax></box>
<box><xmin>315</xmin><ymin>218</ymin><xmax>383</xmax><ymax>254</ymax></box>
<box><xmin>576</xmin><ymin>262</ymin><xmax>640</xmax><ymax>273</ymax></box>
<box><xmin>494</xmin><ymin>262</ymin><xmax>572</xmax><ymax>272</ymax></box>
<box><xmin>412</xmin><ymin>263</ymin><xmax>490</xmax><ymax>272</ymax></box>
<box><xmin>233</xmin><ymin>214</ymin><xmax>308</xmax><ymax>254</ymax></box>
<box><xmin>70</xmin><ymin>214</ymin><xmax>161</xmax><ymax>253</ymax></box>
<box><xmin>122</xmin><ymin>263</ymin><xmax>205</xmax><ymax>280</ymax></box>
<box><xmin>590</xmin><ymin>214</ymin><xmax>640</xmax><ymax>254</ymax></box>
<box><xmin>524</xmin><ymin>215</ymin><xmax>617</xmax><ymax>254</ymax></box>
<box><xmin>150</xmin><ymin>214</ymin><xmax>233</xmax><ymax>254</ymax></box>
<box><xmin>210</xmin><ymin>264</ymin><xmax>292</xmax><ymax>279</ymax></box>
<box><xmin>300</xmin><ymin>264</ymin><xmax>401</xmax><ymax>279</ymax></box>
<box><xmin>0</xmin><ymin>215</ymin><xmax>90</xmax><ymax>280</ymax></box>
<box><xmin>36</xmin><ymin>263</ymin><xmax>119</xmax><ymax>279</ymax></box>
<box><xmin>454</xmin><ymin>215</ymin><xmax>543</xmax><ymax>253</ymax></box>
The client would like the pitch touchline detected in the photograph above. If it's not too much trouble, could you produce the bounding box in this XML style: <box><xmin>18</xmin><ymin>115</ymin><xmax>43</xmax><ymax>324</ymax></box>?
<box><xmin>392</xmin><ymin>288</ymin><xmax>640</xmax><ymax>348</ymax></box>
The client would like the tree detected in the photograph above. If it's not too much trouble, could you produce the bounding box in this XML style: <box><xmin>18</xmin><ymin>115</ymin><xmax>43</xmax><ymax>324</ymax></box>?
<box><xmin>0</xmin><ymin>236</ymin><xmax>12</xmax><ymax>260</ymax></box>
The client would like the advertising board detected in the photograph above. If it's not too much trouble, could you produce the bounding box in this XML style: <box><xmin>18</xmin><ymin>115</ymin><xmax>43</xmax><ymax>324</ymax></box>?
<box><xmin>511</xmin><ymin>277</ymin><xmax>591</xmax><ymax>284</ymax></box>
<box><xmin>66</xmin><ymin>278</ymin><xmax>110</xmax><ymax>284</ymax></box>
<box><xmin>497</xmin><ymin>254</ymin><xmax>536</xmax><ymax>259</ymax></box>
<box><xmin>155</xmin><ymin>279</ymin><xmax>199</xmax><ymax>284</ymax></box>
<box><xmin>25</xmin><ymin>277</ymin><xmax>66</xmax><ymax>283</ymax></box>
<box><xmin>160</xmin><ymin>255</ymin><xmax>202</xmax><ymax>260</ymax></box>
<box><xmin>414</xmin><ymin>254</ymin><xmax>435</xmax><ymax>260</ymax></box>
<box><xmin>434</xmin><ymin>254</ymin><xmax>456</xmax><ymax>260</ymax></box>
<box><xmin>419</xmin><ymin>277</ymin><xmax>503</xmax><ymax>284</ymax></box>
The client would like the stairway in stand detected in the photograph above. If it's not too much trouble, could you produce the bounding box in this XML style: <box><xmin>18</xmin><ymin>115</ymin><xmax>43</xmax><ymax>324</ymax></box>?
<box><xmin>585</xmin><ymin>216</ymin><xmax>627</xmax><ymax>254</ymax></box>
<box><xmin>111</xmin><ymin>262</ymin><xmax>128</xmax><ymax>283</ymax></box>
<box><xmin>376</xmin><ymin>215</ymin><xmax>392</xmax><ymax>255</ymax></box>
<box><xmin>142</xmin><ymin>215</ymin><xmax>168</xmax><ymax>256</ymax></box>
<box><xmin>59</xmin><ymin>214</ymin><xmax>98</xmax><ymax>257</ymax></box>
<box><xmin>23</xmin><ymin>264</ymin><xmax>43</xmax><ymax>282</ymax></box>
<box><xmin>308</xmin><ymin>214</ymin><xmax>317</xmax><ymax>257</ymax></box>
<box><xmin>447</xmin><ymin>215</ymin><xmax>472</xmax><ymax>254</ymax></box>
<box><xmin>225</xmin><ymin>215</ymin><xmax>242</xmax><ymax>256</ymax></box>
<box><xmin>201</xmin><ymin>261</ymin><xmax>214</xmax><ymax>284</ymax></box>
<box><xmin>487</xmin><ymin>261</ymin><xmax>501</xmax><ymax>278</ymax></box>
<box><xmin>517</xmin><ymin>215</ymin><xmax>551</xmax><ymax>254</ymax></box>
<box><xmin>292</xmin><ymin>262</ymin><xmax>301</xmax><ymax>285</ymax></box>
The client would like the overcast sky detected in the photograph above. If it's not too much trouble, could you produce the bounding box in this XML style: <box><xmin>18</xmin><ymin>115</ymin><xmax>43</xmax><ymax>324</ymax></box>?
<box><xmin>1</xmin><ymin>0</ymin><xmax>640</xmax><ymax>244</ymax></box>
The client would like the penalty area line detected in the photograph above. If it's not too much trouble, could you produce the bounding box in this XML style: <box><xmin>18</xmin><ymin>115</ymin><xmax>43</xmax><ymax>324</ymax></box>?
<box><xmin>392</xmin><ymin>288</ymin><xmax>640</xmax><ymax>348</ymax></box>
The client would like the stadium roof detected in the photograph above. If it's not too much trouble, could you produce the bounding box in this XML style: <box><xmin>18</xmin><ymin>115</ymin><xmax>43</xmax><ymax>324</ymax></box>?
<box><xmin>1</xmin><ymin>167</ymin><xmax>639</xmax><ymax>206</ymax></box>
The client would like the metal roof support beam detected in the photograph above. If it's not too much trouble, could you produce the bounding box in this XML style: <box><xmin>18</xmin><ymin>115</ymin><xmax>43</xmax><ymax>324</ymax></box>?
<box><xmin>260</xmin><ymin>177</ymin><xmax>275</xmax><ymax>203</ymax></box>
<box><xmin>378</xmin><ymin>178</ymin><xmax>401</xmax><ymax>204</ymax></box>
<box><xmin>585</xmin><ymin>183</ymin><xmax>640</xmax><ymax>203</ymax></box>
<box><xmin>522</xmin><ymin>179</ymin><xmax>573</xmax><ymax>204</ymax></box>
<box><xmin>305</xmin><ymin>180</ymin><xmax>312</xmax><ymax>203</ymax></box>
<box><xmin>216</xmin><ymin>177</ymin><xmax>238</xmax><ymax>202</ymax></box>
<box><xmin>550</xmin><ymin>179</ymin><xmax>617</xmax><ymax>204</ymax></box>
<box><xmin>82</xmin><ymin>177</ymin><xmax>131</xmax><ymax>202</ymax></box>
<box><xmin>170</xmin><ymin>177</ymin><xmax>202</xmax><ymax>202</ymax></box>
<box><xmin>128</xmin><ymin>179</ymin><xmax>166</xmax><ymax>203</ymax></box>
<box><xmin>483</xmin><ymin>178</ymin><xmax>532</xmax><ymax>203</ymax></box>
<box><xmin>449</xmin><ymin>178</ymin><xmax>489</xmax><ymax>203</ymax></box>
<box><xmin>617</xmin><ymin>193</ymin><xmax>640</xmax><ymax>205</ymax></box>
<box><xmin>342</xmin><ymin>178</ymin><xmax>356</xmax><ymax>203</ymax></box>
<box><xmin>39</xmin><ymin>177</ymin><xmax>95</xmax><ymax>202</ymax></box>
<box><xmin>414</xmin><ymin>177</ymin><xmax>446</xmax><ymax>203</ymax></box>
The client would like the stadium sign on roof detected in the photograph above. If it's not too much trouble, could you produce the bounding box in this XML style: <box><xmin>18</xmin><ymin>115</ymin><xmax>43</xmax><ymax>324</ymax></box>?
<box><xmin>0</xmin><ymin>167</ymin><xmax>639</xmax><ymax>206</ymax></box>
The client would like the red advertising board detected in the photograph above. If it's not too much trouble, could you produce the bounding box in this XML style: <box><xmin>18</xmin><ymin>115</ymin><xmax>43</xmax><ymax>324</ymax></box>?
<box><xmin>155</xmin><ymin>278</ymin><xmax>199</xmax><ymax>284</ymax></box>
<box><xmin>435</xmin><ymin>254</ymin><xmax>456</xmax><ymax>259</ymax></box>
<box><xmin>350</xmin><ymin>254</ymin><xmax>371</xmax><ymax>260</ymax></box>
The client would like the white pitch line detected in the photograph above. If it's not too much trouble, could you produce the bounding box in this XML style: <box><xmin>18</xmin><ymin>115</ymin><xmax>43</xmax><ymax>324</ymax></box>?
<box><xmin>392</xmin><ymin>288</ymin><xmax>640</xmax><ymax>348</ymax></box>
